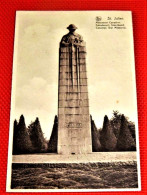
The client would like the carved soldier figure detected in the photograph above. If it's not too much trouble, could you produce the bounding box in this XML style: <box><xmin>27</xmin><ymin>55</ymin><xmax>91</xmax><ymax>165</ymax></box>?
<box><xmin>60</xmin><ymin>24</ymin><xmax>84</xmax><ymax>47</ymax></box>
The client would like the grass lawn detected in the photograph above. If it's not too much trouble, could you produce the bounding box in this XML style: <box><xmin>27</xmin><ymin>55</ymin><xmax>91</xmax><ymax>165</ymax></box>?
<box><xmin>11</xmin><ymin>161</ymin><xmax>138</xmax><ymax>189</ymax></box>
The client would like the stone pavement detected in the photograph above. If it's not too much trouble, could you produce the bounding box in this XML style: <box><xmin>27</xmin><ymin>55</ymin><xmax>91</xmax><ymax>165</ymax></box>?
<box><xmin>12</xmin><ymin>152</ymin><xmax>137</xmax><ymax>163</ymax></box>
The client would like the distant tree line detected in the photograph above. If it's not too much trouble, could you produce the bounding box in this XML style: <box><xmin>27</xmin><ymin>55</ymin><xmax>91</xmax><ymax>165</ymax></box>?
<box><xmin>91</xmin><ymin>110</ymin><xmax>136</xmax><ymax>152</ymax></box>
<box><xmin>13</xmin><ymin>111</ymin><xmax>136</xmax><ymax>154</ymax></box>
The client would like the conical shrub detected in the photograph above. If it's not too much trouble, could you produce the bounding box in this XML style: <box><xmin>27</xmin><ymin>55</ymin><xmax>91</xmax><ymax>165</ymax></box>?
<box><xmin>12</xmin><ymin>119</ymin><xmax>18</xmax><ymax>154</ymax></box>
<box><xmin>91</xmin><ymin>115</ymin><xmax>101</xmax><ymax>152</ymax></box>
<box><xmin>13</xmin><ymin>115</ymin><xmax>33</xmax><ymax>154</ymax></box>
<box><xmin>100</xmin><ymin>115</ymin><xmax>117</xmax><ymax>151</ymax></box>
<box><xmin>117</xmin><ymin>115</ymin><xmax>136</xmax><ymax>151</ymax></box>
<box><xmin>48</xmin><ymin>115</ymin><xmax>58</xmax><ymax>153</ymax></box>
<box><xmin>29</xmin><ymin>117</ymin><xmax>47</xmax><ymax>153</ymax></box>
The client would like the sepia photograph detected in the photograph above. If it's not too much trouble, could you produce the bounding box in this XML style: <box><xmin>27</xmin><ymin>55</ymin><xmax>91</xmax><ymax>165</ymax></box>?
<box><xmin>6</xmin><ymin>11</ymin><xmax>141</xmax><ymax>192</ymax></box>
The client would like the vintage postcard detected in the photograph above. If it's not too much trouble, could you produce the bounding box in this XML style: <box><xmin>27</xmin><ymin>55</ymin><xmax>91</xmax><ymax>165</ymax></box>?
<box><xmin>6</xmin><ymin>11</ymin><xmax>141</xmax><ymax>192</ymax></box>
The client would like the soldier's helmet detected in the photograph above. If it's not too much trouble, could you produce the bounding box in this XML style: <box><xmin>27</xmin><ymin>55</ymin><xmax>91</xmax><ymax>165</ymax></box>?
<box><xmin>67</xmin><ymin>24</ymin><xmax>78</xmax><ymax>30</ymax></box>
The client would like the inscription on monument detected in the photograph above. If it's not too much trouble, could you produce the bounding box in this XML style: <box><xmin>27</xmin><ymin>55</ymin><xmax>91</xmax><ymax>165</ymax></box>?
<box><xmin>66</xmin><ymin>122</ymin><xmax>82</xmax><ymax>128</ymax></box>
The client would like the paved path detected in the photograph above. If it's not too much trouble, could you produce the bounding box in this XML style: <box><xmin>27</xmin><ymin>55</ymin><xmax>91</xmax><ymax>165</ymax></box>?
<box><xmin>12</xmin><ymin>152</ymin><xmax>137</xmax><ymax>163</ymax></box>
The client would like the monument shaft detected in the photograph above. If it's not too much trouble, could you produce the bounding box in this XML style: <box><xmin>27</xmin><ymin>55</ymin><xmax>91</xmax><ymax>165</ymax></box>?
<box><xmin>58</xmin><ymin>25</ymin><xmax>92</xmax><ymax>154</ymax></box>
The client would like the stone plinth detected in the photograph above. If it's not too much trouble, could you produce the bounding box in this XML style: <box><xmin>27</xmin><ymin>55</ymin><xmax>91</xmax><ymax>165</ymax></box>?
<box><xmin>58</xmin><ymin>25</ymin><xmax>92</xmax><ymax>155</ymax></box>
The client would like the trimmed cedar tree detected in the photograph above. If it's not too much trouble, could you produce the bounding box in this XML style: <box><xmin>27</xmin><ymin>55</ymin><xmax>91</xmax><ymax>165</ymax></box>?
<box><xmin>117</xmin><ymin>115</ymin><xmax>136</xmax><ymax>151</ymax></box>
<box><xmin>12</xmin><ymin>119</ymin><xmax>18</xmax><ymax>154</ymax></box>
<box><xmin>29</xmin><ymin>117</ymin><xmax>47</xmax><ymax>153</ymax></box>
<box><xmin>110</xmin><ymin>110</ymin><xmax>122</xmax><ymax>138</ymax></box>
<box><xmin>48</xmin><ymin>115</ymin><xmax>58</xmax><ymax>153</ymax></box>
<box><xmin>100</xmin><ymin>115</ymin><xmax>117</xmax><ymax>151</ymax></box>
<box><xmin>128</xmin><ymin>121</ymin><xmax>136</xmax><ymax>143</ymax></box>
<box><xmin>13</xmin><ymin>115</ymin><xmax>33</xmax><ymax>154</ymax></box>
<box><xmin>90</xmin><ymin>115</ymin><xmax>101</xmax><ymax>152</ymax></box>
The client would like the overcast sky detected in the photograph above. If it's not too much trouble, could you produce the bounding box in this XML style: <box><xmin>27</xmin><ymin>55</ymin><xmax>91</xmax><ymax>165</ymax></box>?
<box><xmin>11</xmin><ymin>11</ymin><xmax>138</xmax><ymax>139</ymax></box>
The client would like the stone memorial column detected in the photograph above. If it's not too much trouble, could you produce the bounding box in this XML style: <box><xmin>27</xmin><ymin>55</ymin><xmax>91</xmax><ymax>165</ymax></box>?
<box><xmin>58</xmin><ymin>24</ymin><xmax>92</xmax><ymax>154</ymax></box>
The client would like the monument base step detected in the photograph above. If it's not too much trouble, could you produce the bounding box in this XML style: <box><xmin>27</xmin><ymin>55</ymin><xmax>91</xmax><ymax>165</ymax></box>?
<box><xmin>12</xmin><ymin>152</ymin><xmax>137</xmax><ymax>163</ymax></box>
